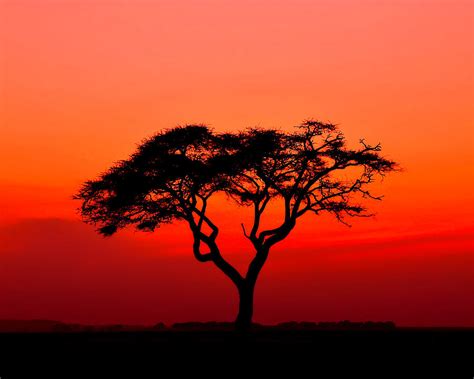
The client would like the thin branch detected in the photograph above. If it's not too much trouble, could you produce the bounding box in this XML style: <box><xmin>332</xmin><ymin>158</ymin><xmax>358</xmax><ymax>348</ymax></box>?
<box><xmin>241</xmin><ymin>223</ymin><xmax>250</xmax><ymax>239</ymax></box>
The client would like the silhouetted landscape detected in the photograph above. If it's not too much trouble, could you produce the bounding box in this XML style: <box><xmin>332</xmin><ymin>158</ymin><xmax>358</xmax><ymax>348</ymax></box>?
<box><xmin>2</xmin><ymin>1</ymin><xmax>473</xmax><ymax>378</ymax></box>
<box><xmin>0</xmin><ymin>319</ymin><xmax>472</xmax><ymax>378</ymax></box>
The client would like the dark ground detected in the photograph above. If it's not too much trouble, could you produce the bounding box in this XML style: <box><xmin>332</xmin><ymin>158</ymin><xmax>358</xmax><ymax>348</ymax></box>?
<box><xmin>0</xmin><ymin>328</ymin><xmax>473</xmax><ymax>378</ymax></box>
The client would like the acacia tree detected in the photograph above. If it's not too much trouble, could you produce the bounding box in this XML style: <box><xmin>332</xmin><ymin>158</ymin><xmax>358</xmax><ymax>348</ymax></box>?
<box><xmin>75</xmin><ymin>120</ymin><xmax>396</xmax><ymax>330</ymax></box>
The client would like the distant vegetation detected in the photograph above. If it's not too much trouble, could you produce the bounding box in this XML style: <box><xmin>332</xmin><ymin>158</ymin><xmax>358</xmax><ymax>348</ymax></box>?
<box><xmin>0</xmin><ymin>319</ymin><xmax>396</xmax><ymax>333</ymax></box>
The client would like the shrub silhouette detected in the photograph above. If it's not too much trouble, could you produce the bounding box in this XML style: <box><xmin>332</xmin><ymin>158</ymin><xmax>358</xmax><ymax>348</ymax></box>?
<box><xmin>75</xmin><ymin>119</ymin><xmax>397</xmax><ymax>330</ymax></box>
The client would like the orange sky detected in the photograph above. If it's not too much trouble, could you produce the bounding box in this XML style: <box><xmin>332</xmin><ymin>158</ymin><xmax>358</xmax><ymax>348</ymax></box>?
<box><xmin>0</xmin><ymin>0</ymin><xmax>473</xmax><ymax>326</ymax></box>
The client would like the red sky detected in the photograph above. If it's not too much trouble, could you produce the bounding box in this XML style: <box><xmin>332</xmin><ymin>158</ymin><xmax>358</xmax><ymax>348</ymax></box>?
<box><xmin>0</xmin><ymin>0</ymin><xmax>473</xmax><ymax>326</ymax></box>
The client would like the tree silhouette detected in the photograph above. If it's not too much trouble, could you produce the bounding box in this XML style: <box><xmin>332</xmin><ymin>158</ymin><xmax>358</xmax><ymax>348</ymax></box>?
<box><xmin>75</xmin><ymin>120</ymin><xmax>397</xmax><ymax>330</ymax></box>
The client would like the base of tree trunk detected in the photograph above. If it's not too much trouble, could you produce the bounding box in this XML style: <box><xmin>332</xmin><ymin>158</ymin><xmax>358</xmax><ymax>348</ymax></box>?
<box><xmin>235</xmin><ymin>285</ymin><xmax>254</xmax><ymax>332</ymax></box>
<box><xmin>234</xmin><ymin>319</ymin><xmax>253</xmax><ymax>332</ymax></box>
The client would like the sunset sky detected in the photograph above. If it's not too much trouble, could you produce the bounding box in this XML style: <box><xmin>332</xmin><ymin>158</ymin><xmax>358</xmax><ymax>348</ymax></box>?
<box><xmin>0</xmin><ymin>0</ymin><xmax>473</xmax><ymax>326</ymax></box>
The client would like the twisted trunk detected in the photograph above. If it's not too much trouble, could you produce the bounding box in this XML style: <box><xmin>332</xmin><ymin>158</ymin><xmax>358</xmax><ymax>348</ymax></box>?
<box><xmin>234</xmin><ymin>247</ymin><xmax>269</xmax><ymax>331</ymax></box>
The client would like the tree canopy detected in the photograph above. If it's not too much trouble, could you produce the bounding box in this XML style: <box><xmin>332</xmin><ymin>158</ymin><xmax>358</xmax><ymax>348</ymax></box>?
<box><xmin>76</xmin><ymin>120</ymin><xmax>395</xmax><ymax>238</ymax></box>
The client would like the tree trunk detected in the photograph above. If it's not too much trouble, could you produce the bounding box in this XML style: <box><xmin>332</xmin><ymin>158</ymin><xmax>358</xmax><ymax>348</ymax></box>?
<box><xmin>235</xmin><ymin>282</ymin><xmax>254</xmax><ymax>331</ymax></box>
<box><xmin>234</xmin><ymin>247</ymin><xmax>269</xmax><ymax>331</ymax></box>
